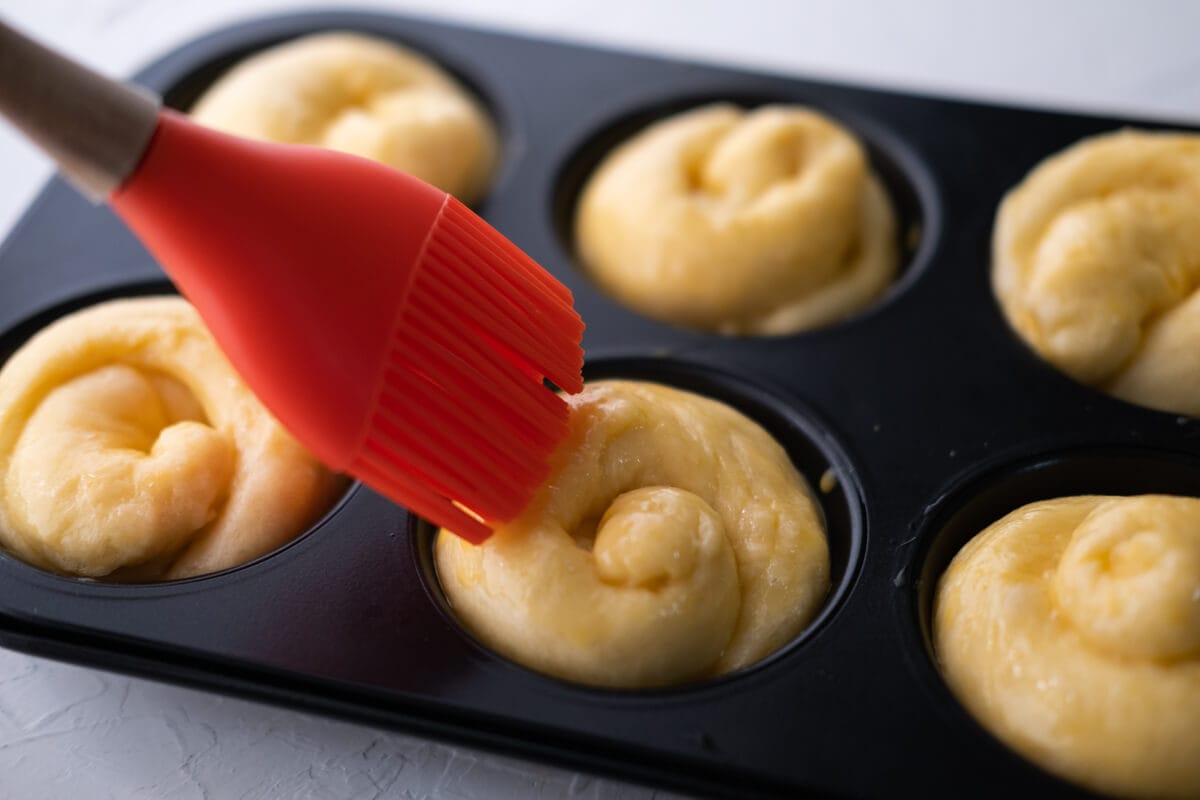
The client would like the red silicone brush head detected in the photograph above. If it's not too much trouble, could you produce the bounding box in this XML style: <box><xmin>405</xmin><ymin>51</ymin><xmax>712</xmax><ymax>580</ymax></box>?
<box><xmin>111</xmin><ymin>111</ymin><xmax>583</xmax><ymax>542</ymax></box>
<box><xmin>350</xmin><ymin>197</ymin><xmax>585</xmax><ymax>541</ymax></box>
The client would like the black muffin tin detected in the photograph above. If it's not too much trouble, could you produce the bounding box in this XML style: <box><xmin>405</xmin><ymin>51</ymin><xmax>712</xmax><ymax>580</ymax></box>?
<box><xmin>1</xmin><ymin>10</ymin><xmax>1198</xmax><ymax>799</ymax></box>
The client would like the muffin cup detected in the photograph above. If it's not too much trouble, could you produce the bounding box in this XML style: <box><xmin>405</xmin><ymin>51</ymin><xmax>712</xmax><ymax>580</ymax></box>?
<box><xmin>905</xmin><ymin>449</ymin><xmax>1200</xmax><ymax>797</ymax></box>
<box><xmin>417</xmin><ymin>356</ymin><xmax>865</xmax><ymax>692</ymax></box>
<box><xmin>552</xmin><ymin>94</ymin><xmax>932</xmax><ymax>335</ymax></box>
<box><xmin>0</xmin><ymin>9</ymin><xmax>1197</xmax><ymax>799</ymax></box>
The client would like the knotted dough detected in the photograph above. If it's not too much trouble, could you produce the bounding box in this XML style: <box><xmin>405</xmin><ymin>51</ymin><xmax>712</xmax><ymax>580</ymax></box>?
<box><xmin>436</xmin><ymin>380</ymin><xmax>830</xmax><ymax>687</ymax></box>
<box><xmin>574</xmin><ymin>104</ymin><xmax>898</xmax><ymax>335</ymax></box>
<box><xmin>0</xmin><ymin>297</ymin><xmax>342</xmax><ymax>580</ymax></box>
<box><xmin>992</xmin><ymin>130</ymin><xmax>1200</xmax><ymax>415</ymax></box>
<box><xmin>935</xmin><ymin>495</ymin><xmax>1200</xmax><ymax>799</ymax></box>
<box><xmin>191</xmin><ymin>31</ymin><xmax>498</xmax><ymax>205</ymax></box>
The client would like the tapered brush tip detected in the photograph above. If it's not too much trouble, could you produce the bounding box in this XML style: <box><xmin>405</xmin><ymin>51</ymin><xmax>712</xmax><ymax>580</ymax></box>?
<box><xmin>352</xmin><ymin>198</ymin><xmax>584</xmax><ymax>542</ymax></box>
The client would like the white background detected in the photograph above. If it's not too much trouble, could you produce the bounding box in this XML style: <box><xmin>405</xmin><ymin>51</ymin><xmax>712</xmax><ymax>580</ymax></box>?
<box><xmin>1</xmin><ymin>1</ymin><xmax>1198</xmax><ymax>798</ymax></box>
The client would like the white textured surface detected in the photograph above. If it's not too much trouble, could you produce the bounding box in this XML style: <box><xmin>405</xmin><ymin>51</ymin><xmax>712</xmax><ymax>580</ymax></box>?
<box><xmin>0</xmin><ymin>654</ymin><xmax>670</xmax><ymax>799</ymax></box>
<box><xmin>0</xmin><ymin>1</ymin><xmax>1198</xmax><ymax>798</ymax></box>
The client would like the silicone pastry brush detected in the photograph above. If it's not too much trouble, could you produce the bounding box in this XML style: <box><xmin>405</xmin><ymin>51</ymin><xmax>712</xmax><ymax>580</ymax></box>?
<box><xmin>0</xmin><ymin>20</ymin><xmax>584</xmax><ymax>543</ymax></box>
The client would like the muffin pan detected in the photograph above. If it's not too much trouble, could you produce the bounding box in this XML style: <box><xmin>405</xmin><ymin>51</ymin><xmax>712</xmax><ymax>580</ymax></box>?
<box><xmin>1</xmin><ymin>10</ymin><xmax>1198</xmax><ymax>799</ymax></box>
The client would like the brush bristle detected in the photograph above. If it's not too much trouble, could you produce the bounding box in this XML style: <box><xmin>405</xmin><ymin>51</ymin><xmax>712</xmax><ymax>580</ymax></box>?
<box><xmin>349</xmin><ymin>198</ymin><xmax>584</xmax><ymax>544</ymax></box>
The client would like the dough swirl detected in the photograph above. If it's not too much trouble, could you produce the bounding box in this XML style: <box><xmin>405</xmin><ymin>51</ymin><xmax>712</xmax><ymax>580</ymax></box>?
<box><xmin>191</xmin><ymin>32</ymin><xmax>498</xmax><ymax>205</ymax></box>
<box><xmin>0</xmin><ymin>298</ymin><xmax>342</xmax><ymax>580</ymax></box>
<box><xmin>574</xmin><ymin>104</ymin><xmax>898</xmax><ymax>335</ymax></box>
<box><xmin>992</xmin><ymin>130</ymin><xmax>1200</xmax><ymax>415</ymax></box>
<box><xmin>436</xmin><ymin>380</ymin><xmax>830</xmax><ymax>688</ymax></box>
<box><xmin>935</xmin><ymin>495</ymin><xmax>1200</xmax><ymax>799</ymax></box>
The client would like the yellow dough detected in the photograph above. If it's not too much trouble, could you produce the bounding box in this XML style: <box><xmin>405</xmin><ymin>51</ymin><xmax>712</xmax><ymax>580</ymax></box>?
<box><xmin>0</xmin><ymin>297</ymin><xmax>343</xmax><ymax>581</ymax></box>
<box><xmin>935</xmin><ymin>495</ymin><xmax>1200</xmax><ymax>799</ymax></box>
<box><xmin>435</xmin><ymin>380</ymin><xmax>830</xmax><ymax>688</ymax></box>
<box><xmin>992</xmin><ymin>130</ymin><xmax>1200</xmax><ymax>416</ymax></box>
<box><xmin>574</xmin><ymin>104</ymin><xmax>898</xmax><ymax>335</ymax></box>
<box><xmin>191</xmin><ymin>32</ymin><xmax>498</xmax><ymax>205</ymax></box>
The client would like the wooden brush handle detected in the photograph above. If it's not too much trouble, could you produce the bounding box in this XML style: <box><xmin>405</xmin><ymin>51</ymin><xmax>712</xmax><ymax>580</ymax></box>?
<box><xmin>0</xmin><ymin>18</ymin><xmax>159</xmax><ymax>202</ymax></box>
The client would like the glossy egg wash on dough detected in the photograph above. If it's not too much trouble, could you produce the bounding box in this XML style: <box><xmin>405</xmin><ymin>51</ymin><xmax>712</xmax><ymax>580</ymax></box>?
<box><xmin>0</xmin><ymin>298</ymin><xmax>343</xmax><ymax>581</ymax></box>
